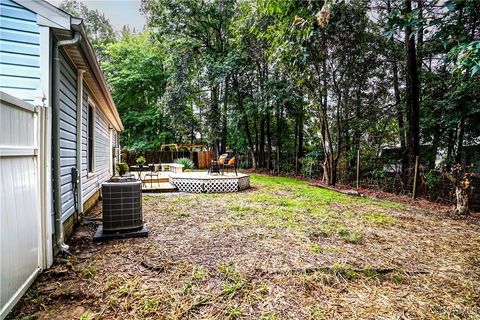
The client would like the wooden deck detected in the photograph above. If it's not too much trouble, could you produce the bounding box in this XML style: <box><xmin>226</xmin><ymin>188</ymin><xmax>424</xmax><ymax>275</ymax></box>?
<box><xmin>142</xmin><ymin>182</ymin><xmax>177</xmax><ymax>192</ymax></box>
<box><xmin>125</xmin><ymin>170</ymin><xmax>250</xmax><ymax>193</ymax></box>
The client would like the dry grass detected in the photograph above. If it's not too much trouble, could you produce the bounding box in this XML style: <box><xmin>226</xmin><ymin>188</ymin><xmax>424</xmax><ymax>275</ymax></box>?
<box><xmin>9</xmin><ymin>174</ymin><xmax>480</xmax><ymax>320</ymax></box>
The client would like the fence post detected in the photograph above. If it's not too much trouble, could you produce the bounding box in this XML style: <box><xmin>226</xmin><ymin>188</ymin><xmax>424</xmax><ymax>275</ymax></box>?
<box><xmin>412</xmin><ymin>155</ymin><xmax>419</xmax><ymax>199</ymax></box>
<box><xmin>356</xmin><ymin>149</ymin><xmax>360</xmax><ymax>189</ymax></box>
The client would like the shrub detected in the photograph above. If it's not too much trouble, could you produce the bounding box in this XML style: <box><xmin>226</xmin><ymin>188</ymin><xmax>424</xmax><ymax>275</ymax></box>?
<box><xmin>136</xmin><ymin>156</ymin><xmax>146</xmax><ymax>166</ymax></box>
<box><xmin>174</xmin><ymin>157</ymin><xmax>195</xmax><ymax>170</ymax></box>
<box><xmin>300</xmin><ymin>156</ymin><xmax>317</xmax><ymax>178</ymax></box>
<box><xmin>115</xmin><ymin>162</ymin><xmax>129</xmax><ymax>176</ymax></box>
<box><xmin>425</xmin><ymin>169</ymin><xmax>441</xmax><ymax>189</ymax></box>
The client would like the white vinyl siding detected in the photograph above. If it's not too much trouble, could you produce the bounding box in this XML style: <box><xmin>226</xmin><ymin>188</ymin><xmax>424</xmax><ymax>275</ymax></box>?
<box><xmin>0</xmin><ymin>0</ymin><xmax>40</xmax><ymax>103</ymax></box>
<box><xmin>81</xmin><ymin>88</ymin><xmax>113</xmax><ymax>202</ymax></box>
<box><xmin>59</xmin><ymin>53</ymin><xmax>77</xmax><ymax>221</ymax></box>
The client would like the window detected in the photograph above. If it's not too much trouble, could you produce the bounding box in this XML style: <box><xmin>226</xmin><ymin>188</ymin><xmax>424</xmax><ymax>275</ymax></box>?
<box><xmin>87</xmin><ymin>104</ymin><xmax>95</xmax><ymax>173</ymax></box>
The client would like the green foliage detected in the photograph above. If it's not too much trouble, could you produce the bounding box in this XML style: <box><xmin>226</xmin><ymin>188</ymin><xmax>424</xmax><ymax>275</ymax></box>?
<box><xmin>372</xmin><ymin>169</ymin><xmax>386</xmax><ymax>180</ymax></box>
<box><xmin>136</xmin><ymin>156</ymin><xmax>146</xmax><ymax>166</ymax></box>
<box><xmin>448</xmin><ymin>41</ymin><xmax>480</xmax><ymax>75</ymax></box>
<box><xmin>83</xmin><ymin>262</ymin><xmax>97</xmax><ymax>279</ymax></box>
<box><xmin>103</xmin><ymin>32</ymin><xmax>174</xmax><ymax>151</ymax></box>
<box><xmin>115</xmin><ymin>162</ymin><xmax>129</xmax><ymax>176</ymax></box>
<box><xmin>59</xmin><ymin>0</ymin><xmax>116</xmax><ymax>62</ymax></box>
<box><xmin>309</xmin><ymin>243</ymin><xmax>322</xmax><ymax>254</ymax></box>
<box><xmin>425</xmin><ymin>169</ymin><xmax>441</xmax><ymax>189</ymax></box>
<box><xmin>226</xmin><ymin>306</ymin><xmax>242</xmax><ymax>319</ymax></box>
<box><xmin>83</xmin><ymin>0</ymin><xmax>479</xmax><ymax>188</ymax></box>
<box><xmin>365</xmin><ymin>213</ymin><xmax>396</xmax><ymax>226</ymax></box>
<box><xmin>218</xmin><ymin>263</ymin><xmax>249</xmax><ymax>297</ymax></box>
<box><xmin>174</xmin><ymin>157</ymin><xmax>195</xmax><ymax>170</ymax></box>
<box><xmin>79</xmin><ymin>311</ymin><xmax>95</xmax><ymax>320</ymax></box>
<box><xmin>337</xmin><ymin>228</ymin><xmax>364</xmax><ymax>244</ymax></box>
<box><xmin>331</xmin><ymin>263</ymin><xmax>359</xmax><ymax>280</ymax></box>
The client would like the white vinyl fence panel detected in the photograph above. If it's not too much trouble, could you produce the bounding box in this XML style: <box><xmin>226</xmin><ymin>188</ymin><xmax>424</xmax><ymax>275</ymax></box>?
<box><xmin>0</xmin><ymin>92</ymin><xmax>42</xmax><ymax>319</ymax></box>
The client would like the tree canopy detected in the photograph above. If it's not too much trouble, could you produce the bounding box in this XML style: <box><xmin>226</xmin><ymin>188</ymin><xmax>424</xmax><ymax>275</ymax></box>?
<box><xmin>64</xmin><ymin>0</ymin><xmax>480</xmax><ymax>185</ymax></box>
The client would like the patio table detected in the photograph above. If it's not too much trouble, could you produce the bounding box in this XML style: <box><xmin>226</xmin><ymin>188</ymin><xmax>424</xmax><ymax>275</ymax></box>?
<box><xmin>161</xmin><ymin>163</ymin><xmax>184</xmax><ymax>173</ymax></box>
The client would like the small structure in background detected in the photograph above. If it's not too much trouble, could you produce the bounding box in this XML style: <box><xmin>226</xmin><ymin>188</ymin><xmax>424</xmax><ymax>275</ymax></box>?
<box><xmin>160</xmin><ymin>143</ymin><xmax>208</xmax><ymax>151</ymax></box>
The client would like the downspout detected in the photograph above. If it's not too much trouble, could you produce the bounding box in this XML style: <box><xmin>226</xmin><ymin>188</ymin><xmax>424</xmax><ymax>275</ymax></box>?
<box><xmin>76</xmin><ymin>69</ymin><xmax>85</xmax><ymax>215</ymax></box>
<box><xmin>52</xmin><ymin>31</ymin><xmax>81</xmax><ymax>252</ymax></box>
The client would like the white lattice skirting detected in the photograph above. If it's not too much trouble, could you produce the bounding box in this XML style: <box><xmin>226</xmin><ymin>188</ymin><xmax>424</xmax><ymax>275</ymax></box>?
<box><xmin>170</xmin><ymin>176</ymin><xmax>250</xmax><ymax>193</ymax></box>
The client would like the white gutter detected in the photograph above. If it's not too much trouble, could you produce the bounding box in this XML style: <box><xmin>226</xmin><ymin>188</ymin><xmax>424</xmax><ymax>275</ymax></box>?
<box><xmin>52</xmin><ymin>31</ymin><xmax>82</xmax><ymax>253</ymax></box>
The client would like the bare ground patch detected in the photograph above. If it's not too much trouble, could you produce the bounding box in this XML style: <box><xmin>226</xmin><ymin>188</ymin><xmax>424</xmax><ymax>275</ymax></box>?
<box><xmin>9</xmin><ymin>175</ymin><xmax>480</xmax><ymax>320</ymax></box>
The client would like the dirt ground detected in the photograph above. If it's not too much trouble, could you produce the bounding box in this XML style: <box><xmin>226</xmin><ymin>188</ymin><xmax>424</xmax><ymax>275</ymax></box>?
<box><xmin>9</xmin><ymin>174</ymin><xmax>480</xmax><ymax>320</ymax></box>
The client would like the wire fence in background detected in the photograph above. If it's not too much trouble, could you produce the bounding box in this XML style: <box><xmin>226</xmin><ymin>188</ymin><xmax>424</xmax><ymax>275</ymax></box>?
<box><xmin>121</xmin><ymin>148</ymin><xmax>479</xmax><ymax>211</ymax></box>
<box><xmin>239</xmin><ymin>150</ymin><xmax>480</xmax><ymax>212</ymax></box>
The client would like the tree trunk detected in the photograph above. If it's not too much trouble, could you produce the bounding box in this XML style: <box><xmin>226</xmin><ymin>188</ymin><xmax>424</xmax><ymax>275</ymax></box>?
<box><xmin>276</xmin><ymin>103</ymin><xmax>283</xmax><ymax>173</ymax></box>
<box><xmin>298</xmin><ymin>112</ymin><xmax>304</xmax><ymax>168</ymax></box>
<box><xmin>266</xmin><ymin>111</ymin><xmax>272</xmax><ymax>170</ymax></box>
<box><xmin>387</xmin><ymin>0</ymin><xmax>405</xmax><ymax>154</ymax></box>
<box><xmin>234</xmin><ymin>76</ymin><xmax>256</xmax><ymax>168</ymax></box>
<box><xmin>430</xmin><ymin>126</ymin><xmax>440</xmax><ymax>170</ymax></box>
<box><xmin>455</xmin><ymin>116</ymin><xmax>465</xmax><ymax>165</ymax></box>
<box><xmin>199</xmin><ymin>104</ymin><xmax>203</xmax><ymax>145</ymax></box>
<box><xmin>211</xmin><ymin>85</ymin><xmax>220</xmax><ymax>158</ymax></box>
<box><xmin>319</xmin><ymin>49</ymin><xmax>337</xmax><ymax>186</ymax></box>
<box><xmin>260</xmin><ymin>117</ymin><xmax>265</xmax><ymax>168</ymax></box>
<box><xmin>294</xmin><ymin>120</ymin><xmax>298</xmax><ymax>175</ymax></box>
<box><xmin>393</xmin><ymin>60</ymin><xmax>405</xmax><ymax>150</ymax></box>
<box><xmin>446</xmin><ymin>129</ymin><xmax>455</xmax><ymax>170</ymax></box>
<box><xmin>245</xmin><ymin>117</ymin><xmax>257</xmax><ymax>169</ymax></box>
<box><xmin>221</xmin><ymin>77</ymin><xmax>229</xmax><ymax>154</ymax></box>
<box><xmin>455</xmin><ymin>178</ymin><xmax>471</xmax><ymax>215</ymax></box>
<box><xmin>254</xmin><ymin>113</ymin><xmax>259</xmax><ymax>165</ymax></box>
<box><xmin>404</xmin><ymin>0</ymin><xmax>420</xmax><ymax>185</ymax></box>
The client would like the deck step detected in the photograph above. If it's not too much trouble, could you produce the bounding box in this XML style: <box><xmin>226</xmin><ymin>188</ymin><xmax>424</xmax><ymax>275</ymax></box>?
<box><xmin>142</xmin><ymin>182</ymin><xmax>177</xmax><ymax>193</ymax></box>
<box><xmin>142</xmin><ymin>177</ymin><xmax>170</xmax><ymax>183</ymax></box>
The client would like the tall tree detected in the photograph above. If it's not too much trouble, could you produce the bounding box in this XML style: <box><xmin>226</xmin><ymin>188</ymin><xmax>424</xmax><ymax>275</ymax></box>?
<box><xmin>103</xmin><ymin>32</ymin><xmax>172</xmax><ymax>150</ymax></box>
<box><xmin>142</xmin><ymin>0</ymin><xmax>235</xmax><ymax>156</ymax></box>
<box><xmin>404</xmin><ymin>0</ymin><xmax>420</xmax><ymax>182</ymax></box>
<box><xmin>59</xmin><ymin>0</ymin><xmax>117</xmax><ymax>62</ymax></box>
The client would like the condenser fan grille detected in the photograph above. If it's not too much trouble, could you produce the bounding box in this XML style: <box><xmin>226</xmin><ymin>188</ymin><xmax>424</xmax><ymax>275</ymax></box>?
<box><xmin>102</xmin><ymin>180</ymin><xmax>143</xmax><ymax>232</ymax></box>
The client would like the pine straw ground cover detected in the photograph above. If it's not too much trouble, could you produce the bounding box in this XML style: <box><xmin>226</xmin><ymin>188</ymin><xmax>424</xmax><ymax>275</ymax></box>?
<box><xmin>10</xmin><ymin>175</ymin><xmax>480</xmax><ymax>320</ymax></box>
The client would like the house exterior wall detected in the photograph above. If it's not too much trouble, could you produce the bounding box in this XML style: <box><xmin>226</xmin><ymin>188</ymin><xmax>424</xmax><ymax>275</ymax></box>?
<box><xmin>59</xmin><ymin>53</ymin><xmax>78</xmax><ymax>222</ymax></box>
<box><xmin>80</xmin><ymin>88</ymin><xmax>114</xmax><ymax>203</ymax></box>
<box><xmin>1</xmin><ymin>0</ymin><xmax>123</xmax><ymax>316</ymax></box>
<box><xmin>0</xmin><ymin>0</ymin><xmax>40</xmax><ymax>103</ymax></box>
<box><xmin>1</xmin><ymin>0</ymin><xmax>122</xmax><ymax>227</ymax></box>
<box><xmin>58</xmin><ymin>53</ymin><xmax>117</xmax><ymax>223</ymax></box>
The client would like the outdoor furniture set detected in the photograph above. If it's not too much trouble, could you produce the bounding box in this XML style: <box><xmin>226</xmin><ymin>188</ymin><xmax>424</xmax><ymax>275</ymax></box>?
<box><xmin>128</xmin><ymin>162</ymin><xmax>185</xmax><ymax>187</ymax></box>
<box><xmin>208</xmin><ymin>153</ymin><xmax>238</xmax><ymax>176</ymax></box>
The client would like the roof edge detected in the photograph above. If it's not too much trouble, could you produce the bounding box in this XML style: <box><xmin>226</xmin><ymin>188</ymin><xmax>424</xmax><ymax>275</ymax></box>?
<box><xmin>14</xmin><ymin>0</ymin><xmax>124</xmax><ymax>132</ymax></box>
<box><xmin>14</xmin><ymin>0</ymin><xmax>71</xmax><ymax>29</ymax></box>
<box><xmin>72</xmin><ymin>23</ymin><xmax>124</xmax><ymax>132</ymax></box>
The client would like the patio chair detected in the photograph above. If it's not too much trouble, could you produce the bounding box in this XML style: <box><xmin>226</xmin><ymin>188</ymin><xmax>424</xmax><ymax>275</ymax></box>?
<box><xmin>223</xmin><ymin>154</ymin><xmax>238</xmax><ymax>176</ymax></box>
<box><xmin>130</xmin><ymin>165</ymin><xmax>142</xmax><ymax>180</ymax></box>
<box><xmin>208</xmin><ymin>153</ymin><xmax>228</xmax><ymax>175</ymax></box>
<box><xmin>144</xmin><ymin>164</ymin><xmax>160</xmax><ymax>187</ymax></box>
